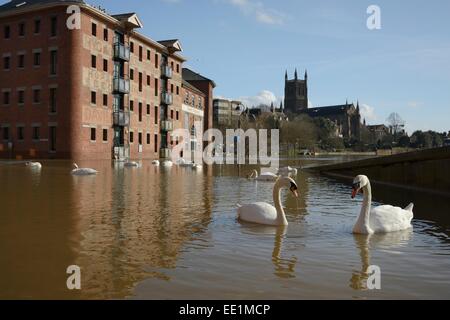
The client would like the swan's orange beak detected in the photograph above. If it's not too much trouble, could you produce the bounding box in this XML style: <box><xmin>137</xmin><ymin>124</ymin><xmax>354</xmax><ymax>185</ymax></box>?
<box><xmin>351</xmin><ymin>188</ymin><xmax>358</xmax><ymax>199</ymax></box>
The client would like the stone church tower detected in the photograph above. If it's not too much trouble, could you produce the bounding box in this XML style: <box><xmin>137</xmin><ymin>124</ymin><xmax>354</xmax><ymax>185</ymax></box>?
<box><xmin>284</xmin><ymin>69</ymin><xmax>308</xmax><ymax>113</ymax></box>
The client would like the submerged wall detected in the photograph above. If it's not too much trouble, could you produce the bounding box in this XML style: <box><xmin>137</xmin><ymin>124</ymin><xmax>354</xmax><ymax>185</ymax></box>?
<box><xmin>305</xmin><ymin>146</ymin><xmax>450</xmax><ymax>197</ymax></box>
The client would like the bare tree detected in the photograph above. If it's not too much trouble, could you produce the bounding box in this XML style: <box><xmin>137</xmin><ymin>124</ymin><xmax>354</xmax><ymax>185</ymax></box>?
<box><xmin>386</xmin><ymin>112</ymin><xmax>405</xmax><ymax>136</ymax></box>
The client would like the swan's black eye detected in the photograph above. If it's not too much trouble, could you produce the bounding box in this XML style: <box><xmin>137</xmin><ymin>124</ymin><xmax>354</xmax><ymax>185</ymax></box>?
<box><xmin>290</xmin><ymin>182</ymin><xmax>298</xmax><ymax>191</ymax></box>
<box><xmin>352</xmin><ymin>182</ymin><xmax>360</xmax><ymax>189</ymax></box>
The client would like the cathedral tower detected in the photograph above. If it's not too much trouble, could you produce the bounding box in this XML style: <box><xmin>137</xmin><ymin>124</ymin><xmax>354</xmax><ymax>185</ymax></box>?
<box><xmin>284</xmin><ymin>69</ymin><xmax>308</xmax><ymax>113</ymax></box>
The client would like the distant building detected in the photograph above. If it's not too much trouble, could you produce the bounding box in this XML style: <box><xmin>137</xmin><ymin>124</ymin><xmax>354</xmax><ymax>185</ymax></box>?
<box><xmin>367</xmin><ymin>124</ymin><xmax>391</xmax><ymax>143</ymax></box>
<box><xmin>284</xmin><ymin>69</ymin><xmax>308</xmax><ymax>113</ymax></box>
<box><xmin>283</xmin><ymin>69</ymin><xmax>362</xmax><ymax>140</ymax></box>
<box><xmin>212</xmin><ymin>98</ymin><xmax>244</xmax><ymax>128</ymax></box>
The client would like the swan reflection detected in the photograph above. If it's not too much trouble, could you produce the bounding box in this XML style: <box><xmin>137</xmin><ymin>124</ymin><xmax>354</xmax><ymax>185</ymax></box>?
<box><xmin>350</xmin><ymin>229</ymin><xmax>413</xmax><ymax>290</ymax></box>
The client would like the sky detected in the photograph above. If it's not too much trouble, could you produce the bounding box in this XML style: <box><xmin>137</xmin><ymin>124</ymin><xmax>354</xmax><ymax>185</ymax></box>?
<box><xmin>5</xmin><ymin>0</ymin><xmax>450</xmax><ymax>133</ymax></box>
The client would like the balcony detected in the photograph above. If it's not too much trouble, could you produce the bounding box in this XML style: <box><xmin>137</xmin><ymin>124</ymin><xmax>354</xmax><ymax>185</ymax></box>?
<box><xmin>160</xmin><ymin>120</ymin><xmax>173</xmax><ymax>132</ymax></box>
<box><xmin>161</xmin><ymin>65</ymin><xmax>173</xmax><ymax>78</ymax></box>
<box><xmin>161</xmin><ymin>92</ymin><xmax>173</xmax><ymax>105</ymax></box>
<box><xmin>113</xmin><ymin>75</ymin><xmax>130</xmax><ymax>94</ymax></box>
<box><xmin>113</xmin><ymin>111</ymin><xmax>130</xmax><ymax>126</ymax></box>
<box><xmin>160</xmin><ymin>148</ymin><xmax>171</xmax><ymax>159</ymax></box>
<box><xmin>113</xmin><ymin>42</ymin><xmax>130</xmax><ymax>61</ymax></box>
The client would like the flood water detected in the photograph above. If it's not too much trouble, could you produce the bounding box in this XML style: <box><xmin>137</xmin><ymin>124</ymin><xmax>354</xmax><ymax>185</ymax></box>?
<box><xmin>0</xmin><ymin>157</ymin><xmax>449</xmax><ymax>299</ymax></box>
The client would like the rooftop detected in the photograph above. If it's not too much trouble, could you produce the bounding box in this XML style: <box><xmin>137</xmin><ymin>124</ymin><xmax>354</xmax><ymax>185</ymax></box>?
<box><xmin>183</xmin><ymin>68</ymin><xmax>216</xmax><ymax>88</ymax></box>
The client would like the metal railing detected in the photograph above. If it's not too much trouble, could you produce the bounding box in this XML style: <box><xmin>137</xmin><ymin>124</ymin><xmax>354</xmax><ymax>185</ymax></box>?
<box><xmin>113</xmin><ymin>111</ymin><xmax>130</xmax><ymax>126</ymax></box>
<box><xmin>113</xmin><ymin>42</ymin><xmax>130</xmax><ymax>61</ymax></box>
<box><xmin>160</xmin><ymin>120</ymin><xmax>173</xmax><ymax>132</ymax></box>
<box><xmin>161</xmin><ymin>65</ymin><xmax>173</xmax><ymax>78</ymax></box>
<box><xmin>161</xmin><ymin>91</ymin><xmax>173</xmax><ymax>105</ymax></box>
<box><xmin>113</xmin><ymin>75</ymin><xmax>130</xmax><ymax>94</ymax></box>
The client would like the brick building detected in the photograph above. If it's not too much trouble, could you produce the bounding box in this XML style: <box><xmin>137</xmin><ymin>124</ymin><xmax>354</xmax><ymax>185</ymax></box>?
<box><xmin>0</xmin><ymin>0</ymin><xmax>213</xmax><ymax>160</ymax></box>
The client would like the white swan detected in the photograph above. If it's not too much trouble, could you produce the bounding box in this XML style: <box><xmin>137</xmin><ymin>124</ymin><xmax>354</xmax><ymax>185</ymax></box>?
<box><xmin>124</xmin><ymin>161</ymin><xmax>140</xmax><ymax>167</ymax></box>
<box><xmin>247</xmin><ymin>169</ymin><xmax>279</xmax><ymax>182</ymax></box>
<box><xmin>26</xmin><ymin>161</ymin><xmax>42</xmax><ymax>169</ymax></box>
<box><xmin>192</xmin><ymin>163</ymin><xmax>203</xmax><ymax>170</ymax></box>
<box><xmin>162</xmin><ymin>160</ymin><xmax>173</xmax><ymax>167</ymax></box>
<box><xmin>71</xmin><ymin>163</ymin><xmax>98</xmax><ymax>176</ymax></box>
<box><xmin>351</xmin><ymin>175</ymin><xmax>414</xmax><ymax>234</ymax></box>
<box><xmin>152</xmin><ymin>160</ymin><xmax>160</xmax><ymax>166</ymax></box>
<box><xmin>277</xmin><ymin>166</ymin><xmax>298</xmax><ymax>177</ymax></box>
<box><xmin>237</xmin><ymin>176</ymin><xmax>299</xmax><ymax>226</ymax></box>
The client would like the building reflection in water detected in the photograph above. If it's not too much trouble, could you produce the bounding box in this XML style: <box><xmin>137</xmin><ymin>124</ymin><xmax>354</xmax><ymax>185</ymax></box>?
<box><xmin>70</xmin><ymin>161</ymin><xmax>214</xmax><ymax>299</ymax></box>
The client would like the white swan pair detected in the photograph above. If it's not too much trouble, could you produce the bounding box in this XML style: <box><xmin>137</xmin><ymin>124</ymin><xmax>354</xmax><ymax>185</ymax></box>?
<box><xmin>238</xmin><ymin>174</ymin><xmax>414</xmax><ymax>234</ymax></box>
<box><xmin>71</xmin><ymin>163</ymin><xmax>98</xmax><ymax>176</ymax></box>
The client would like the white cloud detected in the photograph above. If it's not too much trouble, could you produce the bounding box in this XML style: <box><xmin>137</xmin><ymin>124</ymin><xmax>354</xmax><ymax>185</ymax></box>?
<box><xmin>407</xmin><ymin>101</ymin><xmax>423</xmax><ymax>109</ymax></box>
<box><xmin>238</xmin><ymin>90</ymin><xmax>282</xmax><ymax>109</ymax></box>
<box><xmin>360</xmin><ymin>104</ymin><xmax>378</xmax><ymax>123</ymax></box>
<box><xmin>227</xmin><ymin>0</ymin><xmax>286</xmax><ymax>25</ymax></box>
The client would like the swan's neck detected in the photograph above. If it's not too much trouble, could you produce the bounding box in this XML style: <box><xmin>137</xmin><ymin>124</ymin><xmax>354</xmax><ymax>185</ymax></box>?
<box><xmin>273</xmin><ymin>183</ymin><xmax>288</xmax><ymax>225</ymax></box>
<box><xmin>355</xmin><ymin>182</ymin><xmax>372</xmax><ymax>233</ymax></box>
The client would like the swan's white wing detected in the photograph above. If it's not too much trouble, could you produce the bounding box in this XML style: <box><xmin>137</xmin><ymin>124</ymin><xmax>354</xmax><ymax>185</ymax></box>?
<box><xmin>370</xmin><ymin>205</ymin><xmax>413</xmax><ymax>233</ymax></box>
<box><xmin>237</xmin><ymin>202</ymin><xmax>278</xmax><ymax>225</ymax></box>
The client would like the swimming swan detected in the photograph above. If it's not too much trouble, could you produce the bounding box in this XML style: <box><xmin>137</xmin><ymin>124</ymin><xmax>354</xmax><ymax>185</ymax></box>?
<box><xmin>152</xmin><ymin>160</ymin><xmax>160</xmax><ymax>166</ymax></box>
<box><xmin>237</xmin><ymin>176</ymin><xmax>299</xmax><ymax>226</ymax></box>
<box><xmin>71</xmin><ymin>163</ymin><xmax>98</xmax><ymax>176</ymax></box>
<box><xmin>247</xmin><ymin>169</ymin><xmax>279</xmax><ymax>182</ymax></box>
<box><xmin>277</xmin><ymin>166</ymin><xmax>298</xmax><ymax>177</ymax></box>
<box><xmin>26</xmin><ymin>162</ymin><xmax>42</xmax><ymax>169</ymax></box>
<box><xmin>351</xmin><ymin>175</ymin><xmax>414</xmax><ymax>234</ymax></box>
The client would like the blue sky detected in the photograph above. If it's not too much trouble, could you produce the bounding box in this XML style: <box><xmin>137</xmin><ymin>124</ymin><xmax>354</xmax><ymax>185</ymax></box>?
<box><xmin>6</xmin><ymin>0</ymin><xmax>450</xmax><ymax>132</ymax></box>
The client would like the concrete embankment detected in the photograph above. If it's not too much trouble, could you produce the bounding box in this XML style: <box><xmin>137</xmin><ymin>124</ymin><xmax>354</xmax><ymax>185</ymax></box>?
<box><xmin>304</xmin><ymin>146</ymin><xmax>450</xmax><ymax>197</ymax></box>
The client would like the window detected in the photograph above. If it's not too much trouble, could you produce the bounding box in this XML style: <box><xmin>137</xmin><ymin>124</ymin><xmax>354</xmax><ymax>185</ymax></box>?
<box><xmin>17</xmin><ymin>127</ymin><xmax>24</xmax><ymax>141</ymax></box>
<box><xmin>130</xmin><ymin>69</ymin><xmax>134</xmax><ymax>80</ymax></box>
<box><xmin>154</xmin><ymin>106</ymin><xmax>158</xmax><ymax>124</ymax></box>
<box><xmin>50</xmin><ymin>50</ymin><xmax>57</xmax><ymax>75</ymax></box>
<box><xmin>18</xmin><ymin>90</ymin><xmax>25</xmax><ymax>105</ymax></box>
<box><xmin>176</xmin><ymin>64</ymin><xmax>180</xmax><ymax>73</ymax></box>
<box><xmin>155</xmin><ymin>53</ymin><xmax>158</xmax><ymax>68</ymax></box>
<box><xmin>33</xmin><ymin>89</ymin><xmax>41</xmax><ymax>103</ymax></box>
<box><xmin>170</xmin><ymin>84</ymin><xmax>174</xmax><ymax>93</ymax></box>
<box><xmin>146</xmin><ymin>133</ymin><xmax>150</xmax><ymax>144</ymax></box>
<box><xmin>138</xmin><ymin>132</ymin><xmax>142</xmax><ymax>145</ymax></box>
<box><xmin>103</xmin><ymin>59</ymin><xmax>108</xmax><ymax>72</ymax></box>
<box><xmin>18</xmin><ymin>54</ymin><xmax>25</xmax><ymax>68</ymax></box>
<box><xmin>129</xmin><ymin>131</ymin><xmax>134</xmax><ymax>143</ymax></box>
<box><xmin>49</xmin><ymin>88</ymin><xmax>57</xmax><ymax>113</ymax></box>
<box><xmin>91</xmin><ymin>55</ymin><xmax>96</xmax><ymax>68</ymax></box>
<box><xmin>139</xmin><ymin>72</ymin><xmax>142</xmax><ymax>92</ymax></box>
<box><xmin>103</xmin><ymin>28</ymin><xmax>108</xmax><ymax>41</ymax></box>
<box><xmin>50</xmin><ymin>17</ymin><xmax>57</xmax><ymax>37</ymax></box>
<box><xmin>170</xmin><ymin>61</ymin><xmax>174</xmax><ymax>69</ymax></box>
<box><xmin>130</xmin><ymin>100</ymin><xmax>134</xmax><ymax>111</ymax></box>
<box><xmin>3</xmin><ymin>127</ymin><xmax>10</xmax><ymax>140</ymax></box>
<box><xmin>170</xmin><ymin>109</ymin><xmax>174</xmax><ymax>119</ymax></box>
<box><xmin>34</xmin><ymin>19</ymin><xmax>41</xmax><ymax>34</ymax></box>
<box><xmin>176</xmin><ymin>86</ymin><xmax>179</xmax><ymax>95</ymax></box>
<box><xmin>3</xmin><ymin>56</ymin><xmax>10</xmax><ymax>70</ymax></box>
<box><xmin>176</xmin><ymin>111</ymin><xmax>179</xmax><ymax>120</ymax></box>
<box><xmin>19</xmin><ymin>23</ymin><xmax>25</xmax><ymax>37</ymax></box>
<box><xmin>154</xmin><ymin>134</ymin><xmax>158</xmax><ymax>152</ymax></box>
<box><xmin>91</xmin><ymin>91</ymin><xmax>96</xmax><ymax>104</ymax></box>
<box><xmin>3</xmin><ymin>91</ymin><xmax>10</xmax><ymax>105</ymax></box>
<box><xmin>32</xmin><ymin>126</ymin><xmax>40</xmax><ymax>140</ymax></box>
<box><xmin>130</xmin><ymin>41</ymin><xmax>134</xmax><ymax>53</ymax></box>
<box><xmin>91</xmin><ymin>23</ymin><xmax>97</xmax><ymax>36</ymax></box>
<box><xmin>147</xmin><ymin>49</ymin><xmax>151</xmax><ymax>60</ymax></box>
<box><xmin>103</xmin><ymin>129</ymin><xmax>108</xmax><ymax>141</ymax></box>
<box><xmin>33</xmin><ymin>52</ymin><xmax>41</xmax><ymax>66</ymax></box>
<box><xmin>154</xmin><ymin>78</ymin><xmax>158</xmax><ymax>96</ymax></box>
<box><xmin>139</xmin><ymin>46</ymin><xmax>143</xmax><ymax>61</ymax></box>
<box><xmin>138</xmin><ymin>103</ymin><xmax>142</xmax><ymax>122</ymax></box>
<box><xmin>49</xmin><ymin>126</ymin><xmax>56</xmax><ymax>151</ymax></box>
<box><xmin>147</xmin><ymin>75</ymin><xmax>150</xmax><ymax>86</ymax></box>
<box><xmin>103</xmin><ymin>94</ymin><xmax>108</xmax><ymax>107</ymax></box>
<box><xmin>146</xmin><ymin>104</ymin><xmax>150</xmax><ymax>115</ymax></box>
<box><xmin>90</xmin><ymin>128</ymin><xmax>96</xmax><ymax>141</ymax></box>
<box><xmin>4</xmin><ymin>25</ymin><xmax>10</xmax><ymax>39</ymax></box>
